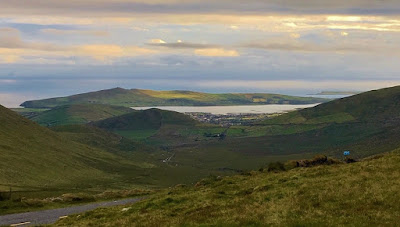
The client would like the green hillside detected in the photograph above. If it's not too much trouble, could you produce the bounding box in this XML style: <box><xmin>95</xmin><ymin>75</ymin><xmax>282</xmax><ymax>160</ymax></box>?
<box><xmin>0</xmin><ymin>105</ymin><xmax>127</xmax><ymax>190</ymax></box>
<box><xmin>25</xmin><ymin>104</ymin><xmax>134</xmax><ymax>126</ymax></box>
<box><xmin>56</xmin><ymin>150</ymin><xmax>400</xmax><ymax>226</ymax></box>
<box><xmin>20</xmin><ymin>88</ymin><xmax>328</xmax><ymax>108</ymax></box>
<box><xmin>0</xmin><ymin>104</ymin><xmax>185</xmax><ymax>194</ymax></box>
<box><xmin>141</xmin><ymin>85</ymin><xmax>400</xmax><ymax>174</ymax></box>
<box><xmin>262</xmin><ymin>85</ymin><xmax>400</xmax><ymax>125</ymax></box>
<box><xmin>92</xmin><ymin>108</ymin><xmax>198</xmax><ymax>141</ymax></box>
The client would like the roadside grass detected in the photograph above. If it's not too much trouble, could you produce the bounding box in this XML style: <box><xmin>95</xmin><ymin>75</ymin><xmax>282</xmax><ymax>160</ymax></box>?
<box><xmin>0</xmin><ymin>188</ymin><xmax>152</xmax><ymax>215</ymax></box>
<box><xmin>55</xmin><ymin>150</ymin><xmax>400</xmax><ymax>226</ymax></box>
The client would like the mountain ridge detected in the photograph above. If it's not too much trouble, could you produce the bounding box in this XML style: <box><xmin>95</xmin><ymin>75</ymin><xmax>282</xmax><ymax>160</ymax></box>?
<box><xmin>20</xmin><ymin>87</ymin><xmax>329</xmax><ymax>108</ymax></box>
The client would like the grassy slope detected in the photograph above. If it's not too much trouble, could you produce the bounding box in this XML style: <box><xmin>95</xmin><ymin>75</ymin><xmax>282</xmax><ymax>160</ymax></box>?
<box><xmin>92</xmin><ymin>108</ymin><xmax>198</xmax><ymax>141</ymax></box>
<box><xmin>86</xmin><ymin>86</ymin><xmax>400</xmax><ymax>177</ymax></box>
<box><xmin>0</xmin><ymin>105</ymin><xmax>111</xmax><ymax>190</ymax></box>
<box><xmin>20</xmin><ymin>88</ymin><xmax>328</xmax><ymax>108</ymax></box>
<box><xmin>262</xmin><ymin>85</ymin><xmax>400</xmax><ymax>125</ymax></box>
<box><xmin>219</xmin><ymin>85</ymin><xmax>400</xmax><ymax>159</ymax></box>
<box><xmin>140</xmin><ymin>86</ymin><xmax>400</xmax><ymax>175</ymax></box>
<box><xmin>27</xmin><ymin>104</ymin><xmax>134</xmax><ymax>126</ymax></box>
<box><xmin>0</xmin><ymin>105</ymin><xmax>163</xmax><ymax>192</ymax></box>
<box><xmin>56</xmin><ymin>150</ymin><xmax>400</xmax><ymax>226</ymax></box>
<box><xmin>51</xmin><ymin>124</ymin><xmax>234</xmax><ymax>188</ymax></box>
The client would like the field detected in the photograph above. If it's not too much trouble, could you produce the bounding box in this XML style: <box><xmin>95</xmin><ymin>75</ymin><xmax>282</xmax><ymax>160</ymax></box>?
<box><xmin>55</xmin><ymin>150</ymin><xmax>400</xmax><ymax>226</ymax></box>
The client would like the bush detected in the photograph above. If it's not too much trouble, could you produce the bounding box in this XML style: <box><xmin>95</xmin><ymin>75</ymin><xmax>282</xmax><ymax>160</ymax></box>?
<box><xmin>345</xmin><ymin>157</ymin><xmax>357</xmax><ymax>163</ymax></box>
<box><xmin>21</xmin><ymin>198</ymin><xmax>46</xmax><ymax>207</ymax></box>
<box><xmin>0</xmin><ymin>189</ymin><xmax>12</xmax><ymax>201</ymax></box>
<box><xmin>0</xmin><ymin>190</ymin><xmax>11</xmax><ymax>201</ymax></box>
<box><xmin>95</xmin><ymin>189</ymin><xmax>151</xmax><ymax>200</ymax></box>
<box><xmin>61</xmin><ymin>193</ymin><xmax>95</xmax><ymax>202</ymax></box>
<box><xmin>267</xmin><ymin>162</ymin><xmax>286</xmax><ymax>172</ymax></box>
<box><xmin>287</xmin><ymin>155</ymin><xmax>341</xmax><ymax>168</ymax></box>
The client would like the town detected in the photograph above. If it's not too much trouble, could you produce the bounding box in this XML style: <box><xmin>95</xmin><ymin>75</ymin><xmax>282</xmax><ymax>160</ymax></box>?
<box><xmin>186</xmin><ymin>112</ymin><xmax>282</xmax><ymax>126</ymax></box>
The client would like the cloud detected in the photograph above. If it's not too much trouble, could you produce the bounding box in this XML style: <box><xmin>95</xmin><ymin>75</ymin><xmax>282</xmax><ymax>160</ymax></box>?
<box><xmin>194</xmin><ymin>48</ymin><xmax>239</xmax><ymax>57</ymax></box>
<box><xmin>237</xmin><ymin>34</ymin><xmax>397</xmax><ymax>53</ymax></box>
<box><xmin>290</xmin><ymin>33</ymin><xmax>301</xmax><ymax>39</ymax></box>
<box><xmin>147</xmin><ymin>40</ymin><xmax>218</xmax><ymax>49</ymax></box>
<box><xmin>41</xmin><ymin>29</ymin><xmax>110</xmax><ymax>37</ymax></box>
<box><xmin>146</xmin><ymin>40</ymin><xmax>239</xmax><ymax>57</ymax></box>
<box><xmin>149</xmin><ymin>39</ymin><xmax>166</xmax><ymax>44</ymax></box>
<box><xmin>0</xmin><ymin>28</ymin><xmax>157</xmax><ymax>63</ymax></box>
<box><xmin>0</xmin><ymin>27</ymin><xmax>66</xmax><ymax>51</ymax></box>
<box><xmin>240</xmin><ymin>42</ymin><xmax>365</xmax><ymax>53</ymax></box>
<box><xmin>76</xmin><ymin>45</ymin><xmax>156</xmax><ymax>61</ymax></box>
<box><xmin>131</xmin><ymin>26</ymin><xmax>149</xmax><ymax>31</ymax></box>
<box><xmin>1</xmin><ymin>0</ymin><xmax>400</xmax><ymax>16</ymax></box>
<box><xmin>0</xmin><ymin>55</ymin><xmax>20</xmax><ymax>63</ymax></box>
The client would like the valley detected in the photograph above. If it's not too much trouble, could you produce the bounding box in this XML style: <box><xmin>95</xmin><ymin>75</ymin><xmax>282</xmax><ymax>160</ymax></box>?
<box><xmin>2</xmin><ymin>1</ymin><xmax>399</xmax><ymax>225</ymax></box>
<box><xmin>2</xmin><ymin>86</ymin><xmax>400</xmax><ymax>224</ymax></box>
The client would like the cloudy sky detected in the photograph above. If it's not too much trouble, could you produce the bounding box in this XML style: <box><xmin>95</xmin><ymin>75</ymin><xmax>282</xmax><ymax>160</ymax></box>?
<box><xmin>1</xmin><ymin>0</ymin><xmax>400</xmax><ymax>107</ymax></box>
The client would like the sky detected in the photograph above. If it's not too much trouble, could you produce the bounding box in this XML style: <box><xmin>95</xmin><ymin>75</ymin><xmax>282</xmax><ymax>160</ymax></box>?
<box><xmin>1</xmin><ymin>0</ymin><xmax>400</xmax><ymax>107</ymax></box>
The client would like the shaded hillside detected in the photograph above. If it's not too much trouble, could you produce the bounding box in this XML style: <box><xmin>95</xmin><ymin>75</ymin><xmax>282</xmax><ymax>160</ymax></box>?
<box><xmin>20</xmin><ymin>88</ymin><xmax>328</xmax><ymax>108</ymax></box>
<box><xmin>28</xmin><ymin>104</ymin><xmax>134</xmax><ymax>126</ymax></box>
<box><xmin>0</xmin><ymin>105</ymin><xmax>155</xmax><ymax>190</ymax></box>
<box><xmin>51</xmin><ymin>124</ymin><xmax>154</xmax><ymax>154</ymax></box>
<box><xmin>94</xmin><ymin>108</ymin><xmax>196</xmax><ymax>130</ymax></box>
<box><xmin>56</xmin><ymin>150</ymin><xmax>400</xmax><ymax>226</ymax></box>
<box><xmin>92</xmin><ymin>108</ymin><xmax>198</xmax><ymax>141</ymax></box>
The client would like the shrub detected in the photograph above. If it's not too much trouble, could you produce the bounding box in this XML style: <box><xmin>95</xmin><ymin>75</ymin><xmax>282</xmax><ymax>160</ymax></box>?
<box><xmin>61</xmin><ymin>193</ymin><xmax>95</xmax><ymax>202</ymax></box>
<box><xmin>287</xmin><ymin>155</ymin><xmax>341</xmax><ymax>168</ymax></box>
<box><xmin>21</xmin><ymin>198</ymin><xmax>46</xmax><ymax>207</ymax></box>
<box><xmin>95</xmin><ymin>189</ymin><xmax>151</xmax><ymax>200</ymax></box>
<box><xmin>267</xmin><ymin>162</ymin><xmax>286</xmax><ymax>172</ymax></box>
<box><xmin>0</xmin><ymin>190</ymin><xmax>11</xmax><ymax>201</ymax></box>
<box><xmin>345</xmin><ymin>157</ymin><xmax>357</xmax><ymax>163</ymax></box>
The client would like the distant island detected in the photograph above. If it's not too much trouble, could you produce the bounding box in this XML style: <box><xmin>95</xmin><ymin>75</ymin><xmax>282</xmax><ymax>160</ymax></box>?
<box><xmin>312</xmin><ymin>91</ymin><xmax>362</xmax><ymax>95</ymax></box>
<box><xmin>20</xmin><ymin>88</ymin><xmax>329</xmax><ymax>109</ymax></box>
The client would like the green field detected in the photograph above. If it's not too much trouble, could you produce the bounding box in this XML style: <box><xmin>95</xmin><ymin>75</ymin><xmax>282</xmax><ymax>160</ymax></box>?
<box><xmin>55</xmin><ymin>150</ymin><xmax>400</xmax><ymax>226</ymax></box>
<box><xmin>20</xmin><ymin>87</ymin><xmax>328</xmax><ymax>108</ymax></box>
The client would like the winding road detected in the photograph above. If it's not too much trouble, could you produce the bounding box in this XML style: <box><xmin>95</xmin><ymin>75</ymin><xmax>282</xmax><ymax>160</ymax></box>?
<box><xmin>0</xmin><ymin>197</ymin><xmax>144</xmax><ymax>226</ymax></box>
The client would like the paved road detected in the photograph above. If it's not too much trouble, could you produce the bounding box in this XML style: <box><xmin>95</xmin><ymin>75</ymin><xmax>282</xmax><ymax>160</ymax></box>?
<box><xmin>0</xmin><ymin>197</ymin><xmax>144</xmax><ymax>226</ymax></box>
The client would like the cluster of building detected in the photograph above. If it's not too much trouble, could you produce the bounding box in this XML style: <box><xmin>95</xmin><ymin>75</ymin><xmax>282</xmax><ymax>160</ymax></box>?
<box><xmin>186</xmin><ymin>112</ymin><xmax>275</xmax><ymax>126</ymax></box>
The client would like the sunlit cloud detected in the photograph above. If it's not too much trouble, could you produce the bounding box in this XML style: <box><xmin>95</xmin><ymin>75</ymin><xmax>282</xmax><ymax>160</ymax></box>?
<box><xmin>41</xmin><ymin>29</ymin><xmax>110</xmax><ymax>37</ymax></box>
<box><xmin>0</xmin><ymin>28</ymin><xmax>157</xmax><ymax>63</ymax></box>
<box><xmin>149</xmin><ymin>39</ymin><xmax>166</xmax><ymax>44</ymax></box>
<box><xmin>147</xmin><ymin>40</ymin><xmax>218</xmax><ymax>49</ymax></box>
<box><xmin>194</xmin><ymin>48</ymin><xmax>239</xmax><ymax>57</ymax></box>
<box><xmin>1</xmin><ymin>0</ymin><xmax>400</xmax><ymax>101</ymax></box>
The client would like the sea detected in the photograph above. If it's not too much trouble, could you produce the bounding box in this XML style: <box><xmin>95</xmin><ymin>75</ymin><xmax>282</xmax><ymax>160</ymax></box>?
<box><xmin>131</xmin><ymin>94</ymin><xmax>351</xmax><ymax>115</ymax></box>
<box><xmin>131</xmin><ymin>104</ymin><xmax>319</xmax><ymax>115</ymax></box>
